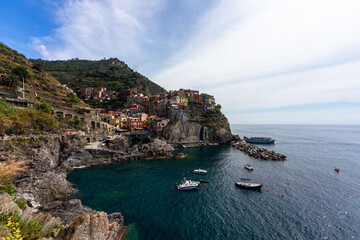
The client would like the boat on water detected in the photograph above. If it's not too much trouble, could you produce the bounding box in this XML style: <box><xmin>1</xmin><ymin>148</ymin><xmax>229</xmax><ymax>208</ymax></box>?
<box><xmin>244</xmin><ymin>136</ymin><xmax>275</xmax><ymax>144</ymax></box>
<box><xmin>334</xmin><ymin>168</ymin><xmax>340</xmax><ymax>173</ymax></box>
<box><xmin>193</xmin><ymin>169</ymin><xmax>208</xmax><ymax>174</ymax></box>
<box><xmin>244</xmin><ymin>164</ymin><xmax>254</xmax><ymax>171</ymax></box>
<box><xmin>235</xmin><ymin>181</ymin><xmax>262</xmax><ymax>189</ymax></box>
<box><xmin>199</xmin><ymin>179</ymin><xmax>209</xmax><ymax>183</ymax></box>
<box><xmin>176</xmin><ymin>178</ymin><xmax>200</xmax><ymax>191</ymax></box>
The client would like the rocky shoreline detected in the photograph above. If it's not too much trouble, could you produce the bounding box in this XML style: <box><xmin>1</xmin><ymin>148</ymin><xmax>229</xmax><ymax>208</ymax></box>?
<box><xmin>0</xmin><ymin>128</ymin><xmax>285</xmax><ymax>239</ymax></box>
<box><xmin>0</xmin><ymin>135</ymin><xmax>176</xmax><ymax>240</ymax></box>
<box><xmin>230</xmin><ymin>139</ymin><xmax>286</xmax><ymax>161</ymax></box>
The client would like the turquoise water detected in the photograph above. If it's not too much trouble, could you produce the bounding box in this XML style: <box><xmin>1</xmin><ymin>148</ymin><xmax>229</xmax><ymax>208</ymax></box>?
<box><xmin>67</xmin><ymin>125</ymin><xmax>360</xmax><ymax>239</ymax></box>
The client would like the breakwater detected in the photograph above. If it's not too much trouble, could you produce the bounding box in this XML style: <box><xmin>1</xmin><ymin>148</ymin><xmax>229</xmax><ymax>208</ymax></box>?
<box><xmin>230</xmin><ymin>140</ymin><xmax>286</xmax><ymax>161</ymax></box>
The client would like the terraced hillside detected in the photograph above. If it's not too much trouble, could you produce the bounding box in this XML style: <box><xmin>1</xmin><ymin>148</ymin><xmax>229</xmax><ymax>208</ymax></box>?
<box><xmin>0</xmin><ymin>42</ymin><xmax>86</xmax><ymax>109</ymax></box>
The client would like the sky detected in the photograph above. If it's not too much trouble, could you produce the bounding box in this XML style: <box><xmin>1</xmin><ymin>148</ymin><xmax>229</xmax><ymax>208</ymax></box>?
<box><xmin>1</xmin><ymin>0</ymin><xmax>360</xmax><ymax>124</ymax></box>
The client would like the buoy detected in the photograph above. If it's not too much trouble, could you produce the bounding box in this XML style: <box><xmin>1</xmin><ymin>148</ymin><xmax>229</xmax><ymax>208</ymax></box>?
<box><xmin>183</xmin><ymin>173</ymin><xmax>185</xmax><ymax>175</ymax></box>
<box><xmin>171</xmin><ymin>186</ymin><xmax>173</xmax><ymax>189</ymax></box>
<box><xmin>175</xmin><ymin>182</ymin><xmax>177</xmax><ymax>184</ymax></box>
<box><xmin>211</xmin><ymin>173</ymin><xmax>213</xmax><ymax>175</ymax></box>
<box><xmin>268</xmin><ymin>189</ymin><xmax>270</xmax><ymax>192</ymax></box>
<box><xmin>285</xmin><ymin>189</ymin><xmax>287</xmax><ymax>191</ymax></box>
<box><xmin>287</xmin><ymin>182</ymin><xmax>289</xmax><ymax>185</ymax></box>
<box><xmin>221</xmin><ymin>182</ymin><xmax>224</xmax><ymax>185</ymax></box>
<box><xmin>187</xmin><ymin>171</ymin><xmax>189</xmax><ymax>173</ymax></box>
<box><xmin>205</xmin><ymin>185</ymin><xmax>207</xmax><ymax>187</ymax></box>
<box><xmin>201</xmin><ymin>187</ymin><xmax>203</xmax><ymax>189</ymax></box>
<box><xmin>282</xmin><ymin>194</ymin><xmax>284</xmax><ymax>197</ymax></box>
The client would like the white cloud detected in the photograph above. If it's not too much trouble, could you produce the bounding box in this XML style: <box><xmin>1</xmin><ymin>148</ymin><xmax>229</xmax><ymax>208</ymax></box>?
<box><xmin>31</xmin><ymin>0</ymin><xmax>360</xmax><ymax>123</ymax></box>
<box><xmin>33</xmin><ymin>0</ymin><xmax>165</xmax><ymax>60</ymax></box>
<box><xmin>34</xmin><ymin>44</ymin><xmax>50</xmax><ymax>58</ymax></box>
<box><xmin>153</xmin><ymin>0</ymin><xmax>360</xmax><ymax>112</ymax></box>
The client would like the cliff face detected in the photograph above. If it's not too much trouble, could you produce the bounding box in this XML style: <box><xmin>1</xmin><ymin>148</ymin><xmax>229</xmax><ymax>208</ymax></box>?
<box><xmin>163</xmin><ymin>113</ymin><xmax>232</xmax><ymax>143</ymax></box>
<box><xmin>0</xmin><ymin>136</ymin><xmax>124</xmax><ymax>239</ymax></box>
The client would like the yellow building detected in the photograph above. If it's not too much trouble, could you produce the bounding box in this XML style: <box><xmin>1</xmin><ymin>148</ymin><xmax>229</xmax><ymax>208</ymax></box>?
<box><xmin>120</xmin><ymin>114</ymin><xmax>128</xmax><ymax>129</ymax></box>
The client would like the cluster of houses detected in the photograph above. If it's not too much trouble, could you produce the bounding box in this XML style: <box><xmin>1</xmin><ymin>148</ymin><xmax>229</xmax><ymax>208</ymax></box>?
<box><xmin>79</xmin><ymin>87</ymin><xmax>115</xmax><ymax>101</ymax></box>
<box><xmin>92</xmin><ymin>88</ymin><xmax>217</xmax><ymax>133</ymax></box>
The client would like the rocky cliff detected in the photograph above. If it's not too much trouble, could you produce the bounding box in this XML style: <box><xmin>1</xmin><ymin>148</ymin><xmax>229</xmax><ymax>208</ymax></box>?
<box><xmin>163</xmin><ymin>112</ymin><xmax>232</xmax><ymax>143</ymax></box>
<box><xmin>0</xmin><ymin>136</ymin><xmax>124</xmax><ymax>239</ymax></box>
<box><xmin>0</xmin><ymin>135</ymin><xmax>176</xmax><ymax>239</ymax></box>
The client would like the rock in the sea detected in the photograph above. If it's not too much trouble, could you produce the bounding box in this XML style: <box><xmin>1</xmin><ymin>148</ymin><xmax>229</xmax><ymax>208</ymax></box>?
<box><xmin>231</xmin><ymin>139</ymin><xmax>286</xmax><ymax>161</ymax></box>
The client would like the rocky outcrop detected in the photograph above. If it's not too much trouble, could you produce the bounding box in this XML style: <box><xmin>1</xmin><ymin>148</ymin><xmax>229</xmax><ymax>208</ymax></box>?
<box><xmin>163</xmin><ymin>113</ymin><xmax>232</xmax><ymax>144</ymax></box>
<box><xmin>0</xmin><ymin>190</ymin><xmax>62</xmax><ymax>239</ymax></box>
<box><xmin>60</xmin><ymin>211</ymin><xmax>123</xmax><ymax>240</ymax></box>
<box><xmin>230</xmin><ymin>139</ymin><xmax>286</xmax><ymax>161</ymax></box>
<box><xmin>0</xmin><ymin>134</ymin><xmax>177</xmax><ymax>239</ymax></box>
<box><xmin>0</xmin><ymin>135</ymin><xmax>125</xmax><ymax>239</ymax></box>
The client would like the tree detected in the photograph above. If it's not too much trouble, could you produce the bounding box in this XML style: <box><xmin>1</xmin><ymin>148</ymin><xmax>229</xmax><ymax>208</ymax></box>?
<box><xmin>11</xmin><ymin>66</ymin><xmax>30</xmax><ymax>79</ymax></box>
<box><xmin>35</xmin><ymin>102</ymin><xmax>53</xmax><ymax>114</ymax></box>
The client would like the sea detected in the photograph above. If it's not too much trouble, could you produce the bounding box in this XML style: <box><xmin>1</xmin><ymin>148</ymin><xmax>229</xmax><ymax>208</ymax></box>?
<box><xmin>67</xmin><ymin>124</ymin><xmax>360</xmax><ymax>240</ymax></box>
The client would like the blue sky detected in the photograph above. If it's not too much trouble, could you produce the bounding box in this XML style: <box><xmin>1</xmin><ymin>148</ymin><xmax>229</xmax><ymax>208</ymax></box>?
<box><xmin>1</xmin><ymin>0</ymin><xmax>360</xmax><ymax>124</ymax></box>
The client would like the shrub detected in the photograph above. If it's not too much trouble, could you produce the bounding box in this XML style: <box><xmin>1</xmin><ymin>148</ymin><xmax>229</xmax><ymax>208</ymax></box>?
<box><xmin>0</xmin><ymin>209</ymin><xmax>62</xmax><ymax>240</ymax></box>
<box><xmin>0</xmin><ymin>178</ymin><xmax>17</xmax><ymax>196</ymax></box>
<box><xmin>13</xmin><ymin>198</ymin><xmax>27</xmax><ymax>210</ymax></box>
<box><xmin>75</xmin><ymin>108</ymin><xmax>90</xmax><ymax>114</ymax></box>
<box><xmin>11</xmin><ymin>66</ymin><xmax>30</xmax><ymax>79</ymax></box>
<box><xmin>67</xmin><ymin>93</ymin><xmax>80</xmax><ymax>104</ymax></box>
<box><xmin>0</xmin><ymin>160</ymin><xmax>26</xmax><ymax>187</ymax></box>
<box><xmin>35</xmin><ymin>101</ymin><xmax>53</xmax><ymax>114</ymax></box>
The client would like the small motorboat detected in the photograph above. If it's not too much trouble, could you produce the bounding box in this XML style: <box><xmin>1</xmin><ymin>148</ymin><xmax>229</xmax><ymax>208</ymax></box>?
<box><xmin>176</xmin><ymin>178</ymin><xmax>200</xmax><ymax>191</ymax></box>
<box><xmin>193</xmin><ymin>169</ymin><xmax>208</xmax><ymax>174</ymax></box>
<box><xmin>333</xmin><ymin>168</ymin><xmax>340</xmax><ymax>173</ymax></box>
<box><xmin>199</xmin><ymin>179</ymin><xmax>209</xmax><ymax>183</ymax></box>
<box><xmin>235</xmin><ymin>181</ymin><xmax>262</xmax><ymax>189</ymax></box>
<box><xmin>244</xmin><ymin>164</ymin><xmax>254</xmax><ymax>171</ymax></box>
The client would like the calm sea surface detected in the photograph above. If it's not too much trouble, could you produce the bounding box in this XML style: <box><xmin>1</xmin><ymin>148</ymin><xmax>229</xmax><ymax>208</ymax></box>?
<box><xmin>67</xmin><ymin>125</ymin><xmax>360</xmax><ymax>239</ymax></box>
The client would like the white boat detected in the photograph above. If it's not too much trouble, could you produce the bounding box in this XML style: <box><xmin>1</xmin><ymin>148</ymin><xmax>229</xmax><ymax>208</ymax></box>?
<box><xmin>176</xmin><ymin>178</ymin><xmax>200</xmax><ymax>191</ymax></box>
<box><xmin>192</xmin><ymin>169</ymin><xmax>208</xmax><ymax>174</ymax></box>
<box><xmin>244</xmin><ymin>164</ymin><xmax>254</xmax><ymax>171</ymax></box>
<box><xmin>235</xmin><ymin>181</ymin><xmax>262</xmax><ymax>189</ymax></box>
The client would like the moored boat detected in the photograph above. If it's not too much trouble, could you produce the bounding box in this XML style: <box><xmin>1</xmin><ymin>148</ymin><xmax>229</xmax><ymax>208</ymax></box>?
<box><xmin>193</xmin><ymin>169</ymin><xmax>208</xmax><ymax>174</ymax></box>
<box><xmin>235</xmin><ymin>181</ymin><xmax>262</xmax><ymax>189</ymax></box>
<box><xmin>199</xmin><ymin>179</ymin><xmax>209</xmax><ymax>183</ymax></box>
<box><xmin>244</xmin><ymin>136</ymin><xmax>275</xmax><ymax>144</ymax></box>
<box><xmin>176</xmin><ymin>178</ymin><xmax>200</xmax><ymax>191</ymax></box>
<box><xmin>244</xmin><ymin>164</ymin><xmax>254</xmax><ymax>171</ymax></box>
<box><xmin>333</xmin><ymin>168</ymin><xmax>340</xmax><ymax>173</ymax></box>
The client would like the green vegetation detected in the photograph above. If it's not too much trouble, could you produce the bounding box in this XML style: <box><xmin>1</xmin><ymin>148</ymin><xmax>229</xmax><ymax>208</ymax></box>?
<box><xmin>0</xmin><ymin>178</ymin><xmax>17</xmax><ymax>196</ymax></box>
<box><xmin>86</xmin><ymin>98</ymin><xmax>126</xmax><ymax>110</ymax></box>
<box><xmin>0</xmin><ymin>100</ymin><xmax>85</xmax><ymax>134</ymax></box>
<box><xmin>35</xmin><ymin>101</ymin><xmax>53</xmax><ymax>114</ymax></box>
<box><xmin>0</xmin><ymin>42</ymin><xmax>86</xmax><ymax>108</ymax></box>
<box><xmin>67</xmin><ymin>119</ymin><xmax>86</xmax><ymax>131</ymax></box>
<box><xmin>75</xmin><ymin>107</ymin><xmax>91</xmax><ymax>114</ymax></box>
<box><xmin>67</xmin><ymin>93</ymin><xmax>80</xmax><ymax>104</ymax></box>
<box><xmin>30</xmin><ymin>58</ymin><xmax>166</xmax><ymax>96</ymax></box>
<box><xmin>0</xmin><ymin>100</ymin><xmax>59</xmax><ymax>134</ymax></box>
<box><xmin>11</xmin><ymin>66</ymin><xmax>30</xmax><ymax>79</ymax></box>
<box><xmin>13</xmin><ymin>198</ymin><xmax>27</xmax><ymax>211</ymax></box>
<box><xmin>0</xmin><ymin>207</ymin><xmax>62</xmax><ymax>240</ymax></box>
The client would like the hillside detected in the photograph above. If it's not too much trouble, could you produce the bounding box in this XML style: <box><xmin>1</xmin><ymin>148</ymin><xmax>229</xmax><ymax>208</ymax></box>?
<box><xmin>30</xmin><ymin>58</ymin><xmax>166</xmax><ymax>96</ymax></box>
<box><xmin>0</xmin><ymin>42</ymin><xmax>85</xmax><ymax>109</ymax></box>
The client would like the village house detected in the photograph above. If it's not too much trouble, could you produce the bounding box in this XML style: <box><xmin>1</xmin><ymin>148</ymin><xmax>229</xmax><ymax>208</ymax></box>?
<box><xmin>154</xmin><ymin>118</ymin><xmax>170</xmax><ymax>133</ymax></box>
<box><xmin>119</xmin><ymin>114</ymin><xmax>128</xmax><ymax>129</ymax></box>
<box><xmin>126</xmin><ymin>117</ymin><xmax>142</xmax><ymax>131</ymax></box>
